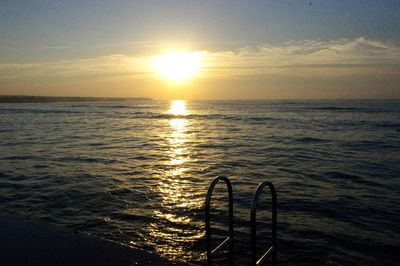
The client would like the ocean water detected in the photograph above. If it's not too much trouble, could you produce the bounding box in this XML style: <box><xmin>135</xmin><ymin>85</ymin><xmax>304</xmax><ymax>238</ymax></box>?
<box><xmin>0</xmin><ymin>100</ymin><xmax>399</xmax><ymax>265</ymax></box>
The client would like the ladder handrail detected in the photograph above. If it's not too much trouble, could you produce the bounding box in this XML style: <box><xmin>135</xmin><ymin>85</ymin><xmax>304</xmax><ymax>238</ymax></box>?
<box><xmin>250</xmin><ymin>181</ymin><xmax>277</xmax><ymax>266</ymax></box>
<box><xmin>204</xmin><ymin>176</ymin><xmax>234</xmax><ymax>265</ymax></box>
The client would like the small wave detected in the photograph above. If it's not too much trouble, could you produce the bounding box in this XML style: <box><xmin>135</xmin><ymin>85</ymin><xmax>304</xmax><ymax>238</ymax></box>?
<box><xmin>33</xmin><ymin>164</ymin><xmax>48</xmax><ymax>169</ymax></box>
<box><xmin>58</xmin><ymin>156</ymin><xmax>119</xmax><ymax>164</ymax></box>
<box><xmin>0</xmin><ymin>171</ymin><xmax>9</xmax><ymax>177</ymax></box>
<box><xmin>247</xmin><ymin>116</ymin><xmax>275</xmax><ymax>124</ymax></box>
<box><xmin>103</xmin><ymin>105</ymin><xmax>132</xmax><ymax>109</ymax></box>
<box><xmin>112</xmin><ymin>209</ymin><xmax>154</xmax><ymax>223</ymax></box>
<box><xmin>0</xmin><ymin>180</ymin><xmax>25</xmax><ymax>189</ymax></box>
<box><xmin>150</xmin><ymin>113</ymin><xmax>185</xmax><ymax>119</ymax></box>
<box><xmin>306</xmin><ymin>171</ymin><xmax>364</xmax><ymax>185</ymax></box>
<box><xmin>145</xmin><ymin>113</ymin><xmax>230</xmax><ymax>120</ymax></box>
<box><xmin>0</xmin><ymin>108</ymin><xmax>81</xmax><ymax>115</ymax></box>
<box><xmin>344</xmin><ymin>140</ymin><xmax>390</xmax><ymax>151</ymax></box>
<box><xmin>196</xmin><ymin>143</ymin><xmax>231</xmax><ymax>149</ymax></box>
<box><xmin>324</xmin><ymin>171</ymin><xmax>363</xmax><ymax>181</ymax></box>
<box><xmin>310</xmin><ymin>106</ymin><xmax>365</xmax><ymax>111</ymax></box>
<box><xmin>374</xmin><ymin>122</ymin><xmax>400</xmax><ymax>130</ymax></box>
<box><xmin>1</xmin><ymin>155</ymin><xmax>32</xmax><ymax>160</ymax></box>
<box><xmin>130</xmin><ymin>155</ymin><xmax>152</xmax><ymax>161</ymax></box>
<box><xmin>295</xmin><ymin>137</ymin><xmax>329</xmax><ymax>143</ymax></box>
<box><xmin>95</xmin><ymin>104</ymin><xmax>153</xmax><ymax>109</ymax></box>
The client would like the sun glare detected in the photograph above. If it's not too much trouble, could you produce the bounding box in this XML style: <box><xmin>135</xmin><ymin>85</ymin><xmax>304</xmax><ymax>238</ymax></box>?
<box><xmin>169</xmin><ymin>100</ymin><xmax>187</xmax><ymax>116</ymax></box>
<box><xmin>153</xmin><ymin>52</ymin><xmax>202</xmax><ymax>82</ymax></box>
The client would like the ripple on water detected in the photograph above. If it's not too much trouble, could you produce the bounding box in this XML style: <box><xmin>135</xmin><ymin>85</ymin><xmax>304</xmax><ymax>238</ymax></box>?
<box><xmin>0</xmin><ymin>100</ymin><xmax>399</xmax><ymax>265</ymax></box>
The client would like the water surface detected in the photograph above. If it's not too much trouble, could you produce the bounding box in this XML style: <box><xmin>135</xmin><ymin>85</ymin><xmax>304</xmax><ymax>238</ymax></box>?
<box><xmin>0</xmin><ymin>100</ymin><xmax>399</xmax><ymax>265</ymax></box>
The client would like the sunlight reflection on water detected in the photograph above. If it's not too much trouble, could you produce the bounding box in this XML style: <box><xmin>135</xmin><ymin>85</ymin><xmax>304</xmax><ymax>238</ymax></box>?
<box><xmin>169</xmin><ymin>99</ymin><xmax>187</xmax><ymax>116</ymax></box>
<box><xmin>146</xmin><ymin>100</ymin><xmax>204</xmax><ymax>260</ymax></box>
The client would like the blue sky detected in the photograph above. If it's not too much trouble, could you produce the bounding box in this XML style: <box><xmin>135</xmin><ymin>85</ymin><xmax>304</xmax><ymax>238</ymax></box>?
<box><xmin>0</xmin><ymin>1</ymin><xmax>399</xmax><ymax>99</ymax></box>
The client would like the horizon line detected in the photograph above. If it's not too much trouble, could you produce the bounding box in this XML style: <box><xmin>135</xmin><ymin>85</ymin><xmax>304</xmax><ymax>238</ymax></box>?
<box><xmin>1</xmin><ymin>95</ymin><xmax>399</xmax><ymax>101</ymax></box>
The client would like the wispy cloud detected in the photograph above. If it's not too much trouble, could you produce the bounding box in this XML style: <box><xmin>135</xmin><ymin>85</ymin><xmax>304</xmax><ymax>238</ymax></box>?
<box><xmin>203</xmin><ymin>37</ymin><xmax>400</xmax><ymax>77</ymax></box>
<box><xmin>1</xmin><ymin>38</ymin><xmax>399</xmax><ymax>81</ymax></box>
<box><xmin>41</xmin><ymin>46</ymin><xmax>72</xmax><ymax>50</ymax></box>
<box><xmin>0</xmin><ymin>54</ymin><xmax>151</xmax><ymax>80</ymax></box>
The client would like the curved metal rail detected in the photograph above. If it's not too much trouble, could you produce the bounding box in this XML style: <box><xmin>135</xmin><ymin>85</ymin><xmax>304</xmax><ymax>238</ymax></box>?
<box><xmin>250</xmin><ymin>181</ymin><xmax>277</xmax><ymax>266</ymax></box>
<box><xmin>205</xmin><ymin>176</ymin><xmax>234</xmax><ymax>265</ymax></box>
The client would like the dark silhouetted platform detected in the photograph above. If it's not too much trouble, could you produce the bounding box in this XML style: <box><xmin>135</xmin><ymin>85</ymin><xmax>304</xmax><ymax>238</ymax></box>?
<box><xmin>0</xmin><ymin>214</ymin><xmax>172</xmax><ymax>266</ymax></box>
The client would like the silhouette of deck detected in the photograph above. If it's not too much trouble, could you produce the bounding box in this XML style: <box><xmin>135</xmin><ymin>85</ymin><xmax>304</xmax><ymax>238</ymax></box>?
<box><xmin>0</xmin><ymin>214</ymin><xmax>171</xmax><ymax>266</ymax></box>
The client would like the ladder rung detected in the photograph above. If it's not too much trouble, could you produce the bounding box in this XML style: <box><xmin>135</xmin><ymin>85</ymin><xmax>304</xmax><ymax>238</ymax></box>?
<box><xmin>256</xmin><ymin>245</ymin><xmax>274</xmax><ymax>266</ymax></box>
<box><xmin>211</xmin><ymin>236</ymin><xmax>231</xmax><ymax>256</ymax></box>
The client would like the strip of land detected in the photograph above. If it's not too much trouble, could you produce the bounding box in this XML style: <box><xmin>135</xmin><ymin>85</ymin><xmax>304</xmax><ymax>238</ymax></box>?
<box><xmin>0</xmin><ymin>95</ymin><xmax>152</xmax><ymax>103</ymax></box>
<box><xmin>0</xmin><ymin>214</ymin><xmax>172</xmax><ymax>266</ymax></box>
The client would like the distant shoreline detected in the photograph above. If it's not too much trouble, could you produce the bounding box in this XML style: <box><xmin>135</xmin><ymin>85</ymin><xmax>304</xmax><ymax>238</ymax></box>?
<box><xmin>0</xmin><ymin>95</ymin><xmax>152</xmax><ymax>103</ymax></box>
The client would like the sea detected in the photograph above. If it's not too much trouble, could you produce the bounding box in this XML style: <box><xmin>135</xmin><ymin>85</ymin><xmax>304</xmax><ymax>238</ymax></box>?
<box><xmin>0</xmin><ymin>100</ymin><xmax>399</xmax><ymax>265</ymax></box>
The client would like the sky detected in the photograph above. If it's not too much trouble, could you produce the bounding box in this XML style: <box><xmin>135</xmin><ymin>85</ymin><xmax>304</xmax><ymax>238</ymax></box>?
<box><xmin>0</xmin><ymin>0</ymin><xmax>399</xmax><ymax>99</ymax></box>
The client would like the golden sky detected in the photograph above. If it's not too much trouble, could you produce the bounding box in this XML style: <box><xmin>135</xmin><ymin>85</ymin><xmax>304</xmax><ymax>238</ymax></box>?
<box><xmin>1</xmin><ymin>38</ymin><xmax>399</xmax><ymax>99</ymax></box>
<box><xmin>1</xmin><ymin>1</ymin><xmax>399</xmax><ymax>99</ymax></box>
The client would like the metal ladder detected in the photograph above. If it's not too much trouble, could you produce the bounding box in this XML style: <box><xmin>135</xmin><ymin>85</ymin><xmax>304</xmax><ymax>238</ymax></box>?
<box><xmin>205</xmin><ymin>176</ymin><xmax>234</xmax><ymax>265</ymax></box>
<box><xmin>205</xmin><ymin>176</ymin><xmax>277</xmax><ymax>265</ymax></box>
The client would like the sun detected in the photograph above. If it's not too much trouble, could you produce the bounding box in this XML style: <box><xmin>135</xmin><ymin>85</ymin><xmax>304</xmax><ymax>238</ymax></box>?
<box><xmin>153</xmin><ymin>51</ymin><xmax>202</xmax><ymax>82</ymax></box>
